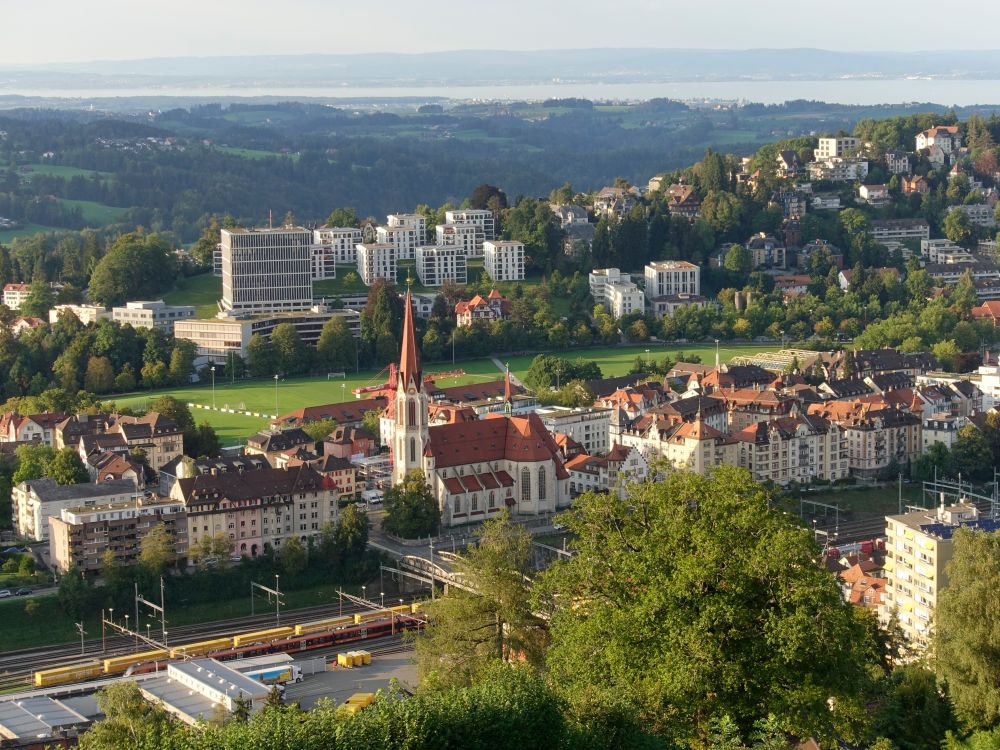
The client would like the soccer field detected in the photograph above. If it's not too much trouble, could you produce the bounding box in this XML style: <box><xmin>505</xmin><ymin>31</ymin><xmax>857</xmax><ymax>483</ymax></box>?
<box><xmin>109</xmin><ymin>343</ymin><xmax>779</xmax><ymax>445</ymax></box>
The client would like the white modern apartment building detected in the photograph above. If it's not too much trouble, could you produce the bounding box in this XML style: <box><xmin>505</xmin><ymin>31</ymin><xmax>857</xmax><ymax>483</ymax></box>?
<box><xmin>444</xmin><ymin>209</ymin><xmax>495</xmax><ymax>253</ymax></box>
<box><xmin>870</xmin><ymin>219</ymin><xmax>931</xmax><ymax>243</ymax></box>
<box><xmin>356</xmin><ymin>243</ymin><xmax>397</xmax><ymax>285</ymax></box>
<box><xmin>589</xmin><ymin>268</ymin><xmax>631</xmax><ymax>304</ymax></box>
<box><xmin>958</xmin><ymin>203</ymin><xmax>997</xmax><ymax>229</ymax></box>
<box><xmin>644</xmin><ymin>261</ymin><xmax>700</xmax><ymax>300</ymax></box>
<box><xmin>313</xmin><ymin>226</ymin><xmax>363</xmax><ymax>266</ymax></box>
<box><xmin>483</xmin><ymin>240</ymin><xmax>525</xmax><ymax>281</ymax></box>
<box><xmin>814</xmin><ymin>136</ymin><xmax>860</xmax><ymax>159</ymax></box>
<box><xmin>12</xmin><ymin>478</ymin><xmax>141</xmax><ymax>542</ymax></box>
<box><xmin>435</xmin><ymin>223</ymin><xmax>478</xmax><ymax>257</ymax></box>
<box><xmin>220</xmin><ymin>227</ymin><xmax>313</xmax><ymax>315</ymax></box>
<box><xmin>808</xmin><ymin>157</ymin><xmax>869</xmax><ymax>182</ymax></box>
<box><xmin>414</xmin><ymin>246</ymin><xmax>468</xmax><ymax>287</ymax></box>
<box><xmin>605</xmin><ymin>281</ymin><xmax>645</xmax><ymax>318</ymax></box>
<box><xmin>377</xmin><ymin>214</ymin><xmax>426</xmax><ymax>260</ymax></box>
<box><xmin>112</xmin><ymin>300</ymin><xmax>196</xmax><ymax>333</ymax></box>
<box><xmin>536</xmin><ymin>406</ymin><xmax>612</xmax><ymax>455</ymax></box>
<box><xmin>48</xmin><ymin>304</ymin><xmax>111</xmax><ymax>325</ymax></box>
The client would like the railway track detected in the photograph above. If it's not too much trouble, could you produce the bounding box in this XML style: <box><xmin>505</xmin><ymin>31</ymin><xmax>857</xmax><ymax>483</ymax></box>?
<box><xmin>0</xmin><ymin>596</ymin><xmax>417</xmax><ymax>693</ymax></box>
<box><xmin>809</xmin><ymin>498</ymin><xmax>995</xmax><ymax>545</ymax></box>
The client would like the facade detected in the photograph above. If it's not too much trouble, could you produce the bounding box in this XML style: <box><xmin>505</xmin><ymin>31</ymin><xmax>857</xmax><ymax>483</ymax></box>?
<box><xmin>445</xmin><ymin>209</ymin><xmax>495</xmax><ymax>252</ymax></box>
<box><xmin>0</xmin><ymin>411</ymin><xmax>66</xmax><ymax>446</ymax></box>
<box><xmin>807</xmin><ymin>402</ymin><xmax>922</xmax><ymax>480</ymax></box>
<box><xmin>111</xmin><ymin>300</ymin><xmax>196</xmax><ymax>333</ymax></box>
<box><xmin>414</xmin><ymin>245</ymin><xmax>468</xmax><ymax>286</ymax></box>
<box><xmin>536</xmin><ymin>406</ymin><xmax>612</xmax><ymax>455</ymax></box>
<box><xmin>958</xmin><ymin>203</ymin><xmax>997</xmax><ymax>229</ymax></box>
<box><xmin>882</xmin><ymin>503</ymin><xmax>996</xmax><ymax>649</ymax></box>
<box><xmin>808</xmin><ymin>157</ymin><xmax>869</xmax><ymax>182</ymax></box>
<box><xmin>593</xmin><ymin>186</ymin><xmax>639</xmax><ymax>218</ymax></box>
<box><xmin>902</xmin><ymin>175</ymin><xmax>930</xmax><ymax>195</ymax></box>
<box><xmin>174</xmin><ymin>308</ymin><xmax>360</xmax><ymax>366</ymax></box>
<box><xmin>589</xmin><ymin>268</ymin><xmax>631</xmax><ymax>304</ymax></box>
<box><xmin>885</xmin><ymin>150</ymin><xmax>912</xmax><ymax>175</ymax></box>
<box><xmin>644</xmin><ymin>261</ymin><xmax>701</xmax><ymax>302</ymax></box>
<box><xmin>355</xmin><ymin>243</ymin><xmax>397</xmax><ymax>286</ymax></box>
<box><xmin>648</xmin><ymin>293</ymin><xmax>709</xmax><ymax>318</ymax></box>
<box><xmin>733</xmin><ymin>415</ymin><xmax>848</xmax><ymax>486</ymax></box>
<box><xmin>605</xmin><ymin>281</ymin><xmax>645</xmax><ymax>318</ymax></box>
<box><xmin>859</xmin><ymin>184</ymin><xmax>891</xmax><ymax>206</ymax></box>
<box><xmin>870</xmin><ymin>218</ymin><xmax>931</xmax><ymax>243</ymax></box>
<box><xmin>483</xmin><ymin>240</ymin><xmax>525</xmax><ymax>281</ymax></box>
<box><xmin>48</xmin><ymin>496</ymin><xmax>188</xmax><ymax>574</ymax></box>
<box><xmin>620</xmin><ymin>418</ymin><xmax>738</xmax><ymax>474</ymax></box>
<box><xmin>916</xmin><ymin>125</ymin><xmax>962</xmax><ymax>154</ymax></box>
<box><xmin>220</xmin><ymin>227</ymin><xmax>313</xmax><ymax>315</ymax></box>
<box><xmin>434</xmin><ymin>223</ymin><xmax>478</xmax><ymax>257</ymax></box>
<box><xmin>814</xmin><ymin>136</ymin><xmax>860</xmax><ymax>159</ymax></box>
<box><xmin>313</xmin><ymin>226</ymin><xmax>363</xmax><ymax>266</ymax></box>
<box><xmin>48</xmin><ymin>304</ymin><xmax>110</xmax><ymax>325</ymax></box>
<box><xmin>922</xmin><ymin>412</ymin><xmax>966</xmax><ymax>451</ymax></box>
<box><xmin>745</xmin><ymin>232</ymin><xmax>786</xmax><ymax>269</ymax></box>
<box><xmin>172</xmin><ymin>464</ymin><xmax>336</xmax><ymax>558</ymax></box>
<box><xmin>114</xmin><ymin>412</ymin><xmax>184</xmax><ymax>470</ymax></box>
<box><xmin>454</xmin><ymin>290</ymin><xmax>510</xmax><ymax>327</ymax></box>
<box><xmin>664</xmin><ymin>183</ymin><xmax>701</xmax><ymax>219</ymax></box>
<box><xmin>379</xmin><ymin>214</ymin><xmax>427</xmax><ymax>260</ymax></box>
<box><xmin>13</xmin><ymin>478</ymin><xmax>141</xmax><ymax>542</ymax></box>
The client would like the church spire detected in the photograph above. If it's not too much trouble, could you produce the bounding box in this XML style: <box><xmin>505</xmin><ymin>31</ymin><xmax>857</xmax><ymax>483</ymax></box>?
<box><xmin>504</xmin><ymin>362</ymin><xmax>513</xmax><ymax>416</ymax></box>
<box><xmin>399</xmin><ymin>286</ymin><xmax>421</xmax><ymax>390</ymax></box>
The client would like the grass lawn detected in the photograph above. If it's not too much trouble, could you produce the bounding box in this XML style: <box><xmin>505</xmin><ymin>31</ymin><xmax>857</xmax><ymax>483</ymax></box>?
<box><xmin>22</xmin><ymin>163</ymin><xmax>112</xmax><ymax>181</ymax></box>
<box><xmin>0</xmin><ymin>580</ymin><xmax>369</xmax><ymax>653</ymax></box>
<box><xmin>163</xmin><ymin>274</ymin><xmax>222</xmax><ymax>318</ymax></box>
<box><xmin>0</xmin><ymin>223</ymin><xmax>62</xmax><ymax>244</ymax></box>
<box><xmin>57</xmin><ymin>198</ymin><xmax>129</xmax><ymax>226</ymax></box>
<box><xmin>216</xmin><ymin>145</ymin><xmax>290</xmax><ymax>159</ymax></box>
<box><xmin>775</xmin><ymin>485</ymin><xmax>928</xmax><ymax>522</ymax></box>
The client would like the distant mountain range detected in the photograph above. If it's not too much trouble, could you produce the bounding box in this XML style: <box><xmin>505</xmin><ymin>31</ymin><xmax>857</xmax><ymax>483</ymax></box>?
<box><xmin>4</xmin><ymin>48</ymin><xmax>1000</xmax><ymax>89</ymax></box>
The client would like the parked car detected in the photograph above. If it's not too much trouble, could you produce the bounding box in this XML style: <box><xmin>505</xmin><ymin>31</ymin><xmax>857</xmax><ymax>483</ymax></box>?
<box><xmin>14</xmin><ymin>588</ymin><xmax>32</xmax><ymax>596</ymax></box>
<box><xmin>0</xmin><ymin>590</ymin><xmax>12</xmax><ymax>599</ymax></box>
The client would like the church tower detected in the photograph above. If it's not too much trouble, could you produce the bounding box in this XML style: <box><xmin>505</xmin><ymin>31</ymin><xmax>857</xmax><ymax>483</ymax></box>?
<box><xmin>503</xmin><ymin>363</ymin><xmax>513</xmax><ymax>417</ymax></box>
<box><xmin>392</xmin><ymin>289</ymin><xmax>430</xmax><ymax>485</ymax></box>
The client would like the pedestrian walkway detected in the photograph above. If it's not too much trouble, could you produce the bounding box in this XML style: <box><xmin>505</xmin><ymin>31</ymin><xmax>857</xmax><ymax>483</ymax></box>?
<box><xmin>490</xmin><ymin>357</ymin><xmax>524</xmax><ymax>387</ymax></box>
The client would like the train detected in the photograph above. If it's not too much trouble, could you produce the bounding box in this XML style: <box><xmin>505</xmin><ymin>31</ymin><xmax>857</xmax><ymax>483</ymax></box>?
<box><xmin>33</xmin><ymin>602</ymin><xmax>425</xmax><ymax>689</ymax></box>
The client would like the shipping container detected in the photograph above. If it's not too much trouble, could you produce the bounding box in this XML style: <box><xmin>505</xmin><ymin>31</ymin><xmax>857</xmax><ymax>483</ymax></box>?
<box><xmin>169</xmin><ymin>637</ymin><xmax>233</xmax><ymax>659</ymax></box>
<box><xmin>103</xmin><ymin>649</ymin><xmax>169</xmax><ymax>674</ymax></box>
<box><xmin>34</xmin><ymin>661</ymin><xmax>102</xmax><ymax>687</ymax></box>
<box><xmin>294</xmin><ymin>615</ymin><xmax>353</xmax><ymax>636</ymax></box>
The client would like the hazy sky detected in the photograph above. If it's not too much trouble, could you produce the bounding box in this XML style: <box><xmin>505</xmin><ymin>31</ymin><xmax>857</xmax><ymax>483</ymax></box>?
<box><xmin>4</xmin><ymin>0</ymin><xmax>1000</xmax><ymax>65</ymax></box>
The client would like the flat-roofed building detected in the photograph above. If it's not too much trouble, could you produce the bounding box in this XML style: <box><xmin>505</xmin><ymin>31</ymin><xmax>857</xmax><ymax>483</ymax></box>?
<box><xmin>445</xmin><ymin>208</ymin><xmax>495</xmax><ymax>253</ymax></box>
<box><xmin>313</xmin><ymin>226</ymin><xmax>363</xmax><ymax>265</ymax></box>
<box><xmin>644</xmin><ymin>260</ymin><xmax>700</xmax><ymax>303</ymax></box>
<box><xmin>49</xmin><ymin>495</ymin><xmax>188</xmax><ymax>574</ymax></box>
<box><xmin>377</xmin><ymin>214</ymin><xmax>426</xmax><ymax>260</ymax></box>
<box><xmin>141</xmin><ymin>660</ymin><xmax>269</xmax><ymax>725</ymax></box>
<box><xmin>605</xmin><ymin>281</ymin><xmax>645</xmax><ymax>318</ymax></box>
<box><xmin>220</xmin><ymin>227</ymin><xmax>313</xmax><ymax>315</ymax></box>
<box><xmin>536</xmin><ymin>406</ymin><xmax>612</xmax><ymax>455</ymax></box>
<box><xmin>356</xmin><ymin>242</ymin><xmax>397</xmax><ymax>285</ymax></box>
<box><xmin>112</xmin><ymin>300</ymin><xmax>196</xmax><ymax>333</ymax></box>
<box><xmin>48</xmin><ymin>304</ymin><xmax>110</xmax><ymax>325</ymax></box>
<box><xmin>12</xmin><ymin>477</ymin><xmax>141</xmax><ymax>542</ymax></box>
<box><xmin>415</xmin><ymin>245</ymin><xmax>467</xmax><ymax>286</ymax></box>
<box><xmin>814</xmin><ymin>136</ymin><xmax>860</xmax><ymax>159</ymax></box>
<box><xmin>483</xmin><ymin>240</ymin><xmax>525</xmax><ymax>281</ymax></box>
<box><xmin>589</xmin><ymin>268</ymin><xmax>631</xmax><ymax>304</ymax></box>
<box><xmin>435</xmin><ymin>223</ymin><xmax>477</xmax><ymax>256</ymax></box>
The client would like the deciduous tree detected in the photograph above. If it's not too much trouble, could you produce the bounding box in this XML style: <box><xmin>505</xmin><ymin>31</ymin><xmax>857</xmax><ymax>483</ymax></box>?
<box><xmin>383</xmin><ymin>470</ymin><xmax>439</xmax><ymax>539</ymax></box>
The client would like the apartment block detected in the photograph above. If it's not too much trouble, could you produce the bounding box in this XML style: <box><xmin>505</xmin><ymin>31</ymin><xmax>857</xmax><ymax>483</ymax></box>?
<box><xmin>356</xmin><ymin>243</ymin><xmax>397</xmax><ymax>285</ymax></box>
<box><xmin>483</xmin><ymin>240</ymin><xmax>525</xmax><ymax>281</ymax></box>
<box><xmin>49</xmin><ymin>495</ymin><xmax>188</xmax><ymax>574</ymax></box>
<box><xmin>536</xmin><ymin>406</ymin><xmax>612</xmax><ymax>455</ymax></box>
<box><xmin>644</xmin><ymin>261</ymin><xmax>700</xmax><ymax>301</ymax></box>
<box><xmin>882</xmin><ymin>503</ymin><xmax>998</xmax><ymax>649</ymax></box>
<box><xmin>444</xmin><ymin>209</ymin><xmax>495</xmax><ymax>253</ymax></box>
<box><xmin>807</xmin><ymin>157</ymin><xmax>869</xmax><ymax>182</ymax></box>
<box><xmin>313</xmin><ymin>226</ymin><xmax>363</xmax><ymax>265</ymax></box>
<box><xmin>112</xmin><ymin>300</ymin><xmax>196</xmax><ymax>334</ymax></box>
<box><xmin>605</xmin><ymin>281</ymin><xmax>645</xmax><ymax>318</ymax></box>
<box><xmin>733</xmin><ymin>415</ymin><xmax>848</xmax><ymax>486</ymax></box>
<box><xmin>48</xmin><ymin>304</ymin><xmax>110</xmax><ymax>325</ymax></box>
<box><xmin>378</xmin><ymin>214</ymin><xmax>426</xmax><ymax>260</ymax></box>
<box><xmin>589</xmin><ymin>268</ymin><xmax>631</xmax><ymax>304</ymax></box>
<box><xmin>435</xmin><ymin>223</ymin><xmax>478</xmax><ymax>257</ymax></box>
<box><xmin>869</xmin><ymin>218</ymin><xmax>930</xmax><ymax>243</ymax></box>
<box><xmin>813</xmin><ymin>136</ymin><xmax>860</xmax><ymax>159</ymax></box>
<box><xmin>220</xmin><ymin>227</ymin><xmax>313</xmax><ymax>315</ymax></box>
<box><xmin>12</xmin><ymin>478</ymin><xmax>141</xmax><ymax>542</ymax></box>
<box><xmin>414</xmin><ymin>245</ymin><xmax>467</xmax><ymax>287</ymax></box>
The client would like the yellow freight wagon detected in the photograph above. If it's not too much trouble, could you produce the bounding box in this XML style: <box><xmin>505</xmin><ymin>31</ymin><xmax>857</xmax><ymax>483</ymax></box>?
<box><xmin>169</xmin><ymin>637</ymin><xmax>232</xmax><ymax>659</ymax></box>
<box><xmin>353</xmin><ymin>610</ymin><xmax>388</xmax><ymax>624</ymax></box>
<box><xmin>103</xmin><ymin>649</ymin><xmax>169</xmax><ymax>674</ymax></box>
<box><xmin>232</xmin><ymin>627</ymin><xmax>294</xmax><ymax>648</ymax></box>
<box><xmin>34</xmin><ymin>661</ymin><xmax>102</xmax><ymax>688</ymax></box>
<box><xmin>294</xmin><ymin>616</ymin><xmax>353</xmax><ymax>636</ymax></box>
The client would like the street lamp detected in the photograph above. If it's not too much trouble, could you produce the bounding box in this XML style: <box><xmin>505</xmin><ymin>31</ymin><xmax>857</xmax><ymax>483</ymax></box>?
<box><xmin>362</xmin><ymin>585</ymin><xmax>367</xmax><ymax>602</ymax></box>
<box><xmin>210</xmin><ymin>366</ymin><xmax>216</xmax><ymax>409</ymax></box>
<box><xmin>380</xmin><ymin>592</ymin><xmax>384</xmax><ymax>607</ymax></box>
<box><xmin>273</xmin><ymin>374</ymin><xmax>280</xmax><ymax>415</ymax></box>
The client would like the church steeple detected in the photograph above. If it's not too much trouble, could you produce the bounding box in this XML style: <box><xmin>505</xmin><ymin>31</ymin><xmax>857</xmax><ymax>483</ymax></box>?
<box><xmin>504</xmin><ymin>363</ymin><xmax>513</xmax><ymax>417</ymax></box>
<box><xmin>398</xmin><ymin>286</ymin><xmax>421</xmax><ymax>390</ymax></box>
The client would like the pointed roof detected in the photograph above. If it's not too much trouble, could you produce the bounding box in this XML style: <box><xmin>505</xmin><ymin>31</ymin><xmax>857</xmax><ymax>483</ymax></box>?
<box><xmin>504</xmin><ymin>364</ymin><xmax>513</xmax><ymax>404</ymax></box>
<box><xmin>399</xmin><ymin>288</ymin><xmax>421</xmax><ymax>390</ymax></box>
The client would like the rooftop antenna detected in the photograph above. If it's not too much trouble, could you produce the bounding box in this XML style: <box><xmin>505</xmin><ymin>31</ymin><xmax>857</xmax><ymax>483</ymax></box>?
<box><xmin>268</xmin><ymin>209</ymin><xmax>273</xmax><ymax>229</ymax></box>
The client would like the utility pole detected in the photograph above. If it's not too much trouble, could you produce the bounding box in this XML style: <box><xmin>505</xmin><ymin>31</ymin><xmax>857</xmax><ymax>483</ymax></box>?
<box><xmin>898</xmin><ymin>472</ymin><xmax>903</xmax><ymax>515</ymax></box>
<box><xmin>76</xmin><ymin>622</ymin><xmax>86</xmax><ymax>656</ymax></box>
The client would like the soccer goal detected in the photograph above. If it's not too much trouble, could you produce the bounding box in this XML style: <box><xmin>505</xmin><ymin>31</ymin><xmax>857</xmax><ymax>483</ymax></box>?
<box><xmin>327</xmin><ymin>372</ymin><xmax>346</xmax><ymax>380</ymax></box>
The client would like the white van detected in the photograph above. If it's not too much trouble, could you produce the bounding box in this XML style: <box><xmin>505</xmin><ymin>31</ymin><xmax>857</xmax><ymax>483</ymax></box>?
<box><xmin>361</xmin><ymin>489</ymin><xmax>384</xmax><ymax>506</ymax></box>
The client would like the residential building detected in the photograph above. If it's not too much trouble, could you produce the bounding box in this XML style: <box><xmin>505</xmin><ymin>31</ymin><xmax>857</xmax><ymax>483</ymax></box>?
<box><xmin>2</xmin><ymin>282</ymin><xmax>64</xmax><ymax>310</ymax></box>
<box><xmin>770</xmin><ymin>190</ymin><xmax>808</xmax><ymax>219</ymax></box>
<box><xmin>745</xmin><ymin>232</ymin><xmax>786</xmax><ymax>269</ymax></box>
<box><xmin>355</xmin><ymin>243</ymin><xmax>397</xmax><ymax>285</ymax></box>
<box><xmin>972</xmin><ymin>300</ymin><xmax>1000</xmax><ymax>326</ymax></box>
<box><xmin>648</xmin><ymin>293</ymin><xmax>710</xmax><ymax>317</ymax></box>
<box><xmin>925</xmin><ymin>261</ymin><xmax>1000</xmax><ymax>285</ymax></box>
<box><xmin>550</xmin><ymin>204</ymin><xmax>589</xmax><ymax>227</ymax></box>
<box><xmin>811</xmin><ymin>193</ymin><xmax>842</xmax><ymax>210</ymax></box>
<box><xmin>220</xmin><ymin>227</ymin><xmax>313</xmax><ymax>315</ymax></box>
<box><xmin>434</xmin><ymin>223</ymin><xmax>478</xmax><ymax>257</ymax></box>
<box><xmin>566</xmin><ymin>443</ymin><xmax>649</xmax><ymax>499</ymax></box>
<box><xmin>593</xmin><ymin>186</ymin><xmax>639</xmax><ymax>218</ymax></box>
<box><xmin>958</xmin><ymin>203</ymin><xmax>997</xmax><ymax>229</ymax></box>
<box><xmin>313</xmin><ymin>226</ymin><xmax>363</xmax><ymax>266</ymax></box>
<box><xmin>921</xmin><ymin>238</ymin><xmax>969</xmax><ymax>263</ymax></box>
<box><xmin>814</xmin><ymin>136</ymin><xmax>860</xmax><ymax>159</ymax></box>
<box><xmin>840</xmin><ymin>564</ymin><xmax>888</xmax><ymax>611</ymax></box>
<box><xmin>620</xmin><ymin>417</ymin><xmax>738</xmax><ymax>474</ymax></box>
<box><xmin>902</xmin><ymin>175</ymin><xmax>930</xmax><ymax>195</ymax></box>
<box><xmin>916</xmin><ymin>125</ymin><xmax>962</xmax><ymax>155</ymax></box>
<box><xmin>605</xmin><ymin>281</ymin><xmax>645</xmax><ymax>318</ymax></box>
<box><xmin>869</xmin><ymin>218</ymin><xmax>930</xmax><ymax>243</ymax></box>
<box><xmin>0</xmin><ymin>411</ymin><xmax>67</xmax><ymax>446</ymax></box>
<box><xmin>454</xmin><ymin>290</ymin><xmax>510</xmax><ymax>327</ymax></box>
<box><xmin>885</xmin><ymin>150</ymin><xmax>912</xmax><ymax>175</ymax></box>
<box><xmin>483</xmin><ymin>240</ymin><xmax>525</xmax><ymax>281</ymax></box>
<box><xmin>859</xmin><ymin>184</ymin><xmax>891</xmax><ymax>206</ymax></box>
<box><xmin>9</xmin><ymin>316</ymin><xmax>46</xmax><ymax>336</ymax></box>
<box><xmin>378</xmin><ymin>214</ymin><xmax>426</xmax><ymax>260</ymax></box>
<box><xmin>644</xmin><ymin>260</ymin><xmax>700</xmax><ymax>300</ymax></box>
<box><xmin>722</xmin><ymin>388</ymin><xmax>797</xmax><ymax>432</ymax></box>
<box><xmin>114</xmin><ymin>412</ymin><xmax>184</xmax><ymax>470</ymax></box>
<box><xmin>733</xmin><ymin>415</ymin><xmax>848</xmax><ymax>486</ymax></box>
<box><xmin>589</xmin><ymin>268</ymin><xmax>631</xmax><ymax>304</ymax></box>
<box><xmin>271</xmin><ymin>397</ymin><xmax>387</xmax><ymax>431</ymax></box>
<box><xmin>391</xmin><ymin>291</ymin><xmax>571</xmax><ymax>527</ymax></box>
<box><xmin>882</xmin><ymin>503</ymin><xmax>997</xmax><ymax>649</ymax></box>
<box><xmin>172</xmin><ymin>464</ymin><xmax>336</xmax><ymax>558</ymax></box>
<box><xmin>536</xmin><ymin>406</ymin><xmax>612</xmax><ymax>455</ymax></box>
<box><xmin>922</xmin><ymin>412</ymin><xmax>966</xmax><ymax>451</ymax></box>
<box><xmin>111</xmin><ymin>300</ymin><xmax>196</xmax><ymax>333</ymax></box>
<box><xmin>48</xmin><ymin>495</ymin><xmax>188</xmax><ymax>575</ymax></box>
<box><xmin>808</xmin><ymin>157</ymin><xmax>868</xmax><ymax>182</ymax></box>
<box><xmin>796</xmin><ymin>239</ymin><xmax>844</xmax><ymax>270</ymax></box>
<box><xmin>664</xmin><ymin>183</ymin><xmax>701</xmax><ymax>219</ymax></box>
<box><xmin>245</xmin><ymin>428</ymin><xmax>315</xmax><ymax>464</ymax></box>
<box><xmin>414</xmin><ymin>245</ymin><xmax>467</xmax><ymax>286</ymax></box>
<box><xmin>776</xmin><ymin>150</ymin><xmax>804</xmax><ymax>177</ymax></box>
<box><xmin>48</xmin><ymin>304</ymin><xmax>110</xmax><ymax>325</ymax></box>
<box><xmin>807</xmin><ymin>402</ymin><xmax>922</xmax><ymax>480</ymax></box>
<box><xmin>12</xmin><ymin>478</ymin><xmax>141</xmax><ymax>542</ymax></box>
<box><xmin>445</xmin><ymin>209</ymin><xmax>495</xmax><ymax>252</ymax></box>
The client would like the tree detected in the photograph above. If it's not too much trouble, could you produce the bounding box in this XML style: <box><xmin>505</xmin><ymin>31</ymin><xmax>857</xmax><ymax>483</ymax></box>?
<box><xmin>470</xmin><ymin>184</ymin><xmax>508</xmax><ymax>211</ymax></box>
<box><xmin>932</xmin><ymin>339</ymin><xmax>962</xmax><ymax>371</ymax></box>
<box><xmin>416</xmin><ymin>510</ymin><xmax>546</xmax><ymax>687</ymax></box>
<box><xmin>47</xmin><ymin>447</ymin><xmax>89</xmax><ymax>485</ymax></box>
<box><xmin>936</xmin><ymin>527</ymin><xmax>1000</xmax><ymax>731</ymax></box>
<box><xmin>951</xmin><ymin>425</ymin><xmax>993</xmax><ymax>481</ymax></box>
<box><xmin>88</xmin><ymin>232</ymin><xmax>178</xmax><ymax>307</ymax></box>
<box><xmin>83</xmin><ymin>355</ymin><xmax>115</xmax><ymax>394</ymax></box>
<box><xmin>191</xmin><ymin>216</ymin><xmax>222</xmax><ymax>266</ymax></box>
<box><xmin>316</xmin><ymin>315</ymin><xmax>357</xmax><ymax>372</ymax></box>
<box><xmin>326</xmin><ymin>207</ymin><xmax>358</xmax><ymax>227</ymax></box>
<box><xmin>382</xmin><ymin>470</ymin><xmax>439</xmax><ymax>539</ymax></box>
<box><xmin>247</xmin><ymin>334</ymin><xmax>279</xmax><ymax>378</ymax></box>
<box><xmin>24</xmin><ymin>599</ymin><xmax>38</xmax><ymax>618</ymax></box>
<box><xmin>149</xmin><ymin>395</ymin><xmax>195</xmax><ymax>434</ymax></box>
<box><xmin>361</xmin><ymin>409</ymin><xmax>382</xmax><ymax>440</ymax></box>
<box><xmin>334</xmin><ymin>503</ymin><xmax>369</xmax><ymax>562</ymax></box>
<box><xmin>79</xmin><ymin>681</ymin><xmax>179</xmax><ymax>749</ymax></box>
<box><xmin>723</xmin><ymin>244</ymin><xmax>751</xmax><ymax>275</ymax></box>
<box><xmin>535</xmin><ymin>467</ymin><xmax>876</xmax><ymax>746</ymax></box>
<box><xmin>280</xmin><ymin>536</ymin><xmax>307</xmax><ymax>577</ymax></box>
<box><xmin>943</xmin><ymin>208</ymin><xmax>974</xmax><ymax>246</ymax></box>
<box><xmin>700</xmin><ymin>191</ymin><xmax>743</xmax><ymax>236</ymax></box>
<box><xmin>301</xmin><ymin>418</ymin><xmax>337</xmax><ymax>442</ymax></box>
<box><xmin>12</xmin><ymin>443</ymin><xmax>55</xmax><ymax>484</ymax></box>
<box><xmin>873</xmin><ymin>666</ymin><xmax>956</xmax><ymax>750</ymax></box>
<box><xmin>271</xmin><ymin>323</ymin><xmax>309</xmax><ymax>375</ymax></box>
<box><xmin>139</xmin><ymin>522</ymin><xmax>173</xmax><ymax>576</ymax></box>
<box><xmin>20</xmin><ymin>279</ymin><xmax>54</xmax><ymax>318</ymax></box>
<box><xmin>186</xmin><ymin>422</ymin><xmax>222</xmax><ymax>457</ymax></box>
<box><xmin>168</xmin><ymin>340</ymin><xmax>196</xmax><ymax>385</ymax></box>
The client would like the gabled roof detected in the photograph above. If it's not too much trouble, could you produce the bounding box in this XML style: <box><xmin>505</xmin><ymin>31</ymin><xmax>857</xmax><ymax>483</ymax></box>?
<box><xmin>176</xmin><ymin>465</ymin><xmax>326</xmax><ymax>507</ymax></box>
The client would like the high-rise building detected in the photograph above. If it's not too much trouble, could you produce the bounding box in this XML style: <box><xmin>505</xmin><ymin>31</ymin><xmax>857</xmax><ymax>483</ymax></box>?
<box><xmin>220</xmin><ymin>228</ymin><xmax>313</xmax><ymax>315</ymax></box>
<box><xmin>483</xmin><ymin>240</ymin><xmax>525</xmax><ymax>281</ymax></box>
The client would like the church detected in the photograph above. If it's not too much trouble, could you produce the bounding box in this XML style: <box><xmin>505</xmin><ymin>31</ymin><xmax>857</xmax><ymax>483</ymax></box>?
<box><xmin>392</xmin><ymin>290</ymin><xmax>571</xmax><ymax>528</ymax></box>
